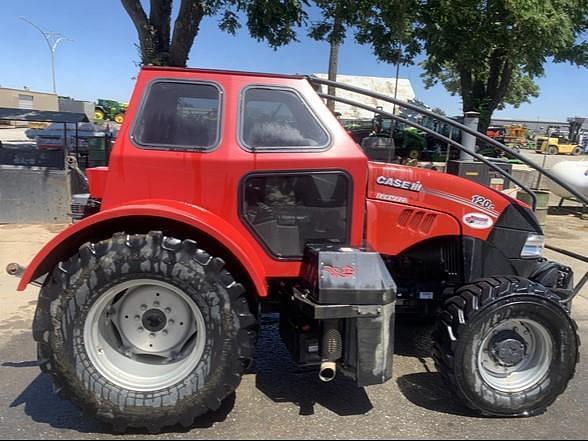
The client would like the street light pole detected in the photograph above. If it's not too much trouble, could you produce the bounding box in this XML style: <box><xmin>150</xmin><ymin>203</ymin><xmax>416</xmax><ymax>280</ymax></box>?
<box><xmin>19</xmin><ymin>17</ymin><xmax>72</xmax><ymax>94</ymax></box>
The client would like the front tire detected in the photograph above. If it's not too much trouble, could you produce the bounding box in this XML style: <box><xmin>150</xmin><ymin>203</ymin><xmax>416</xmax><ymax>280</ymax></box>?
<box><xmin>547</xmin><ymin>145</ymin><xmax>559</xmax><ymax>155</ymax></box>
<box><xmin>33</xmin><ymin>232</ymin><xmax>257</xmax><ymax>432</ymax></box>
<box><xmin>433</xmin><ymin>277</ymin><xmax>579</xmax><ymax>417</ymax></box>
<box><xmin>94</xmin><ymin>109</ymin><xmax>105</xmax><ymax>121</ymax></box>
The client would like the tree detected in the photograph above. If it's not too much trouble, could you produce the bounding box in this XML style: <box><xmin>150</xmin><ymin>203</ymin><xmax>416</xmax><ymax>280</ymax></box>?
<box><xmin>358</xmin><ymin>0</ymin><xmax>588</xmax><ymax>131</ymax></box>
<box><xmin>308</xmin><ymin>1</ymin><xmax>366</xmax><ymax>111</ymax></box>
<box><xmin>121</xmin><ymin>0</ymin><xmax>308</xmax><ymax>67</ymax></box>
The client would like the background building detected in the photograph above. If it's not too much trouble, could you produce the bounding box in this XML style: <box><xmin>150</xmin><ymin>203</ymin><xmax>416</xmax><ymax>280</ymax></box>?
<box><xmin>0</xmin><ymin>87</ymin><xmax>58</xmax><ymax>111</ymax></box>
<box><xmin>314</xmin><ymin>73</ymin><xmax>416</xmax><ymax>120</ymax></box>
<box><xmin>0</xmin><ymin>87</ymin><xmax>59</xmax><ymax>127</ymax></box>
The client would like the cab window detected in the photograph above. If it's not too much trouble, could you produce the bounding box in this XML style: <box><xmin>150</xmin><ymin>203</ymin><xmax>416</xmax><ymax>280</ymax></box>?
<box><xmin>242</xmin><ymin>172</ymin><xmax>350</xmax><ymax>258</ymax></box>
<box><xmin>133</xmin><ymin>81</ymin><xmax>221</xmax><ymax>150</ymax></box>
<box><xmin>240</xmin><ymin>87</ymin><xmax>329</xmax><ymax>151</ymax></box>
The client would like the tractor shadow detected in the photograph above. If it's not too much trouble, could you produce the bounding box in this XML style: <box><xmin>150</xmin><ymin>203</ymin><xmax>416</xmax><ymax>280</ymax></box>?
<box><xmin>393</xmin><ymin>317</ymin><xmax>478</xmax><ymax>418</ymax></box>
<box><xmin>4</xmin><ymin>334</ymin><xmax>234</xmax><ymax>435</ymax></box>
<box><xmin>253</xmin><ymin>314</ymin><xmax>476</xmax><ymax>418</ymax></box>
<box><xmin>8</xmin><ymin>372</ymin><xmax>236</xmax><ymax>434</ymax></box>
<box><xmin>5</xmin><ymin>315</ymin><xmax>476</xmax><ymax>434</ymax></box>
<box><xmin>252</xmin><ymin>314</ymin><xmax>373</xmax><ymax>417</ymax></box>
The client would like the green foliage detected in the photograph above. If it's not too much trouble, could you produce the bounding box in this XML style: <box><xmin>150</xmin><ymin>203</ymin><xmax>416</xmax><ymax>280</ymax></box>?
<box><xmin>308</xmin><ymin>0</ymin><xmax>365</xmax><ymax>45</ymax></box>
<box><xmin>354</xmin><ymin>0</ymin><xmax>420</xmax><ymax>65</ymax></box>
<box><xmin>241</xmin><ymin>0</ymin><xmax>308</xmax><ymax>47</ymax></box>
<box><xmin>356</xmin><ymin>0</ymin><xmax>588</xmax><ymax>129</ymax></box>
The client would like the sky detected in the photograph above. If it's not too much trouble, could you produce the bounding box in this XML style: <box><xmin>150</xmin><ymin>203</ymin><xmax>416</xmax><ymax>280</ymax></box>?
<box><xmin>0</xmin><ymin>0</ymin><xmax>586</xmax><ymax>122</ymax></box>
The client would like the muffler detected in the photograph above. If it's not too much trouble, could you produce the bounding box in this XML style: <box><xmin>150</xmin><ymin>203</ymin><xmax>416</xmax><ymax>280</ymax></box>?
<box><xmin>319</xmin><ymin>320</ymin><xmax>342</xmax><ymax>383</ymax></box>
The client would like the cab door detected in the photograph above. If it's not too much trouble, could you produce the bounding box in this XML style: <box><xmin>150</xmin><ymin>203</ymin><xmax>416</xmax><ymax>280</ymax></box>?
<box><xmin>236</xmin><ymin>79</ymin><xmax>368</xmax><ymax>262</ymax></box>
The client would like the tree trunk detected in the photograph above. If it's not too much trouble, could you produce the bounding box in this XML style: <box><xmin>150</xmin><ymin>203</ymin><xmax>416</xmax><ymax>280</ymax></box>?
<box><xmin>121</xmin><ymin>0</ymin><xmax>204</xmax><ymax>67</ymax></box>
<box><xmin>148</xmin><ymin>0</ymin><xmax>173</xmax><ymax>63</ymax></box>
<box><xmin>477</xmin><ymin>108</ymin><xmax>494</xmax><ymax>134</ymax></box>
<box><xmin>459</xmin><ymin>58</ymin><xmax>514</xmax><ymax>133</ymax></box>
<box><xmin>327</xmin><ymin>39</ymin><xmax>340</xmax><ymax>113</ymax></box>
<box><xmin>169</xmin><ymin>0</ymin><xmax>205</xmax><ymax>67</ymax></box>
<box><xmin>121</xmin><ymin>0</ymin><xmax>154</xmax><ymax>63</ymax></box>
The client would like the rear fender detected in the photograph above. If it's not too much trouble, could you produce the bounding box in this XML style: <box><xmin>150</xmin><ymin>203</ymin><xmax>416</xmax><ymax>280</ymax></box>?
<box><xmin>18</xmin><ymin>200</ymin><xmax>268</xmax><ymax>296</ymax></box>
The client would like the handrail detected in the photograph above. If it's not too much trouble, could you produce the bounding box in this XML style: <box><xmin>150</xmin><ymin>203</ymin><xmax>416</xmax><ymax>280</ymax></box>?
<box><xmin>318</xmin><ymin>92</ymin><xmax>538</xmax><ymax>209</ymax></box>
<box><xmin>309</xmin><ymin>77</ymin><xmax>588</xmax><ymax>206</ymax></box>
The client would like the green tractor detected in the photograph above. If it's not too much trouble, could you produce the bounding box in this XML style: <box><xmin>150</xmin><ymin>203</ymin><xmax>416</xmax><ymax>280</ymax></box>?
<box><xmin>94</xmin><ymin>99</ymin><xmax>128</xmax><ymax>124</ymax></box>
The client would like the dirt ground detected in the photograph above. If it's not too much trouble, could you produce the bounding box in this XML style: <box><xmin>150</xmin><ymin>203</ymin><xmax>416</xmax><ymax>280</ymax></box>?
<box><xmin>0</xmin><ymin>213</ymin><xmax>586</xmax><ymax>439</ymax></box>
<box><xmin>0</xmin><ymin>224</ymin><xmax>66</xmax><ymax>347</ymax></box>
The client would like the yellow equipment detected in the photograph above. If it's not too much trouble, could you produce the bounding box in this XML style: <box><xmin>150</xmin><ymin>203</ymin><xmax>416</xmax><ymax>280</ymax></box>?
<box><xmin>536</xmin><ymin>133</ymin><xmax>583</xmax><ymax>156</ymax></box>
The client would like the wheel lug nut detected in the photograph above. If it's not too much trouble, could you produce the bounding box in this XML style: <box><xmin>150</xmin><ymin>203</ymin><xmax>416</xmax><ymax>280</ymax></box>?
<box><xmin>162</xmin><ymin>330</ymin><xmax>168</xmax><ymax>336</ymax></box>
<box><xmin>141</xmin><ymin>304</ymin><xmax>147</xmax><ymax>311</ymax></box>
<box><xmin>165</xmin><ymin>307</ymin><xmax>172</xmax><ymax>313</ymax></box>
<box><xmin>169</xmin><ymin>320</ymin><xmax>175</xmax><ymax>326</ymax></box>
<box><xmin>137</xmin><ymin>327</ymin><xmax>144</xmax><ymax>333</ymax></box>
<box><xmin>149</xmin><ymin>333</ymin><xmax>156</xmax><ymax>339</ymax></box>
<box><xmin>134</xmin><ymin>315</ymin><xmax>141</xmax><ymax>321</ymax></box>
<box><xmin>154</xmin><ymin>301</ymin><xmax>160</xmax><ymax>307</ymax></box>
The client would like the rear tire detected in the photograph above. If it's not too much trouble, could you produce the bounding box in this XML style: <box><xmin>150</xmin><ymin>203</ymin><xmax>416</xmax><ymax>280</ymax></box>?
<box><xmin>433</xmin><ymin>277</ymin><xmax>579</xmax><ymax>417</ymax></box>
<box><xmin>33</xmin><ymin>232</ymin><xmax>257</xmax><ymax>432</ymax></box>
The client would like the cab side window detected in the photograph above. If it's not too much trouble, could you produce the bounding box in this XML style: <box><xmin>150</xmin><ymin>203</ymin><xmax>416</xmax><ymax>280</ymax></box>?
<box><xmin>133</xmin><ymin>81</ymin><xmax>221</xmax><ymax>150</ymax></box>
<box><xmin>241</xmin><ymin>87</ymin><xmax>329</xmax><ymax>151</ymax></box>
<box><xmin>242</xmin><ymin>172</ymin><xmax>350</xmax><ymax>258</ymax></box>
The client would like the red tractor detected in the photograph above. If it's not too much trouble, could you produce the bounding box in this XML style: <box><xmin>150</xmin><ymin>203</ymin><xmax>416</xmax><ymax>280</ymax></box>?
<box><xmin>8</xmin><ymin>67</ymin><xmax>585</xmax><ymax>432</ymax></box>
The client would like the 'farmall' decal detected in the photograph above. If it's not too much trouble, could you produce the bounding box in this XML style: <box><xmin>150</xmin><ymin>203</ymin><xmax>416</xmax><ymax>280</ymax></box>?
<box><xmin>323</xmin><ymin>265</ymin><xmax>355</xmax><ymax>278</ymax></box>
<box><xmin>376</xmin><ymin>176</ymin><xmax>423</xmax><ymax>192</ymax></box>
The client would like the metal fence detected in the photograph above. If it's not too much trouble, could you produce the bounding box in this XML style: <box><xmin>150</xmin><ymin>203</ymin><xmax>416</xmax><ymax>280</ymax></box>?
<box><xmin>0</xmin><ymin>109</ymin><xmax>113</xmax><ymax>223</ymax></box>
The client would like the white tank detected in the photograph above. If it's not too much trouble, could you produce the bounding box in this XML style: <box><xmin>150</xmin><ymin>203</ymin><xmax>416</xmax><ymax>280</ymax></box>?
<box><xmin>547</xmin><ymin>161</ymin><xmax>588</xmax><ymax>199</ymax></box>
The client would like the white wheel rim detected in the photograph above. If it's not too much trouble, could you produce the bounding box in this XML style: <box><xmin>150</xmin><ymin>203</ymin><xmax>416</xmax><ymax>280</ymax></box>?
<box><xmin>478</xmin><ymin>319</ymin><xmax>553</xmax><ymax>393</ymax></box>
<box><xmin>84</xmin><ymin>279</ymin><xmax>206</xmax><ymax>392</ymax></box>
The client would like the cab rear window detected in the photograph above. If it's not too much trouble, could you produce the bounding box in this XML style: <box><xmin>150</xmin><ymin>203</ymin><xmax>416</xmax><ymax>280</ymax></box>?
<box><xmin>133</xmin><ymin>81</ymin><xmax>221</xmax><ymax>150</ymax></box>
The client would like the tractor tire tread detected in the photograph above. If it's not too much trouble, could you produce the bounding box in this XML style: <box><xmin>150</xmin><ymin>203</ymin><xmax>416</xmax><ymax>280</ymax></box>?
<box><xmin>32</xmin><ymin>231</ymin><xmax>258</xmax><ymax>432</ymax></box>
<box><xmin>432</xmin><ymin>276</ymin><xmax>580</xmax><ymax>417</ymax></box>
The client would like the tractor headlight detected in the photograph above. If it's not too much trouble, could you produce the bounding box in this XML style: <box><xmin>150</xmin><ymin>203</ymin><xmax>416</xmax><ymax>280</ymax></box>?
<box><xmin>521</xmin><ymin>234</ymin><xmax>545</xmax><ymax>258</ymax></box>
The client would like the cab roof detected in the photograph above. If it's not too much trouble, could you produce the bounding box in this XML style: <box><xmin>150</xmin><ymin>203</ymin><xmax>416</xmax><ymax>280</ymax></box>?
<box><xmin>141</xmin><ymin>65</ymin><xmax>306</xmax><ymax>81</ymax></box>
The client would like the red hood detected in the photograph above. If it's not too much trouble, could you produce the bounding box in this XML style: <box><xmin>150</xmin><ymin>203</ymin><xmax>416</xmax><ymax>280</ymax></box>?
<box><xmin>367</xmin><ymin>162</ymin><xmax>514</xmax><ymax>239</ymax></box>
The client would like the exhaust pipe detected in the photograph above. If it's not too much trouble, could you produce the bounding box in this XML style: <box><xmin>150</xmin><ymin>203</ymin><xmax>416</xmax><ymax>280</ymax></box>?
<box><xmin>319</xmin><ymin>361</ymin><xmax>337</xmax><ymax>383</ymax></box>
<box><xmin>6</xmin><ymin>263</ymin><xmax>25</xmax><ymax>278</ymax></box>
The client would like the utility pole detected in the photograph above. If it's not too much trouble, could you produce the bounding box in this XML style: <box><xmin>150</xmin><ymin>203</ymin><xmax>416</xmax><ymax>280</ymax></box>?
<box><xmin>19</xmin><ymin>17</ymin><xmax>72</xmax><ymax>94</ymax></box>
